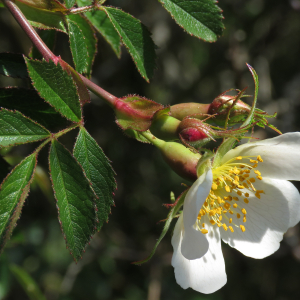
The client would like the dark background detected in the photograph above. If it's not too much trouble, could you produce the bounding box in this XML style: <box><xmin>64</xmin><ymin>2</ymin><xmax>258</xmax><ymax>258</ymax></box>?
<box><xmin>1</xmin><ymin>0</ymin><xmax>300</xmax><ymax>299</ymax></box>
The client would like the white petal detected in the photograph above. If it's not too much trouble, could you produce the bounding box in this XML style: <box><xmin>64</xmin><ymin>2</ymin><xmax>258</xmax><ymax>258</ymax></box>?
<box><xmin>221</xmin><ymin>178</ymin><xmax>300</xmax><ymax>258</ymax></box>
<box><xmin>172</xmin><ymin>215</ymin><xmax>227</xmax><ymax>294</ymax></box>
<box><xmin>221</xmin><ymin>132</ymin><xmax>300</xmax><ymax>181</ymax></box>
<box><xmin>181</xmin><ymin>169</ymin><xmax>213</xmax><ymax>260</ymax></box>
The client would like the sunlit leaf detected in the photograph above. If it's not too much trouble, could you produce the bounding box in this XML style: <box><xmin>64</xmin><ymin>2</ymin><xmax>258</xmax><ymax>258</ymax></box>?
<box><xmin>158</xmin><ymin>0</ymin><xmax>224</xmax><ymax>42</ymax></box>
<box><xmin>102</xmin><ymin>7</ymin><xmax>156</xmax><ymax>81</ymax></box>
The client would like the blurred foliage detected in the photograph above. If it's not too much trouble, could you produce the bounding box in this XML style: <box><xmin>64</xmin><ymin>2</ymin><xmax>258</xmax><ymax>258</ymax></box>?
<box><xmin>1</xmin><ymin>0</ymin><xmax>300</xmax><ymax>299</ymax></box>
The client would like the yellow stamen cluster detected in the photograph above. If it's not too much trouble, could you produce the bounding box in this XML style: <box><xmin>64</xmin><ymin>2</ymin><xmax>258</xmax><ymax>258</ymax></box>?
<box><xmin>197</xmin><ymin>155</ymin><xmax>264</xmax><ymax>234</ymax></box>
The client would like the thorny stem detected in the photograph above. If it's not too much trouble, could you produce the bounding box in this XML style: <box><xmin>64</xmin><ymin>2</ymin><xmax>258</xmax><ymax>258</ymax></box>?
<box><xmin>3</xmin><ymin>0</ymin><xmax>118</xmax><ymax>105</ymax></box>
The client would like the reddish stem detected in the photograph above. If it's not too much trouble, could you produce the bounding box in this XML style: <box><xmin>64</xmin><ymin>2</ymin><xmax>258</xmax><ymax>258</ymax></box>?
<box><xmin>79</xmin><ymin>75</ymin><xmax>118</xmax><ymax>106</ymax></box>
<box><xmin>3</xmin><ymin>0</ymin><xmax>118</xmax><ymax>106</ymax></box>
<box><xmin>2</xmin><ymin>0</ymin><xmax>56</xmax><ymax>62</ymax></box>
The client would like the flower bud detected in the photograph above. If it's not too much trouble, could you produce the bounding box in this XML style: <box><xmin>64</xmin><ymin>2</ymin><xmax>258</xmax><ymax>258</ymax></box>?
<box><xmin>208</xmin><ymin>95</ymin><xmax>251</xmax><ymax>126</ymax></box>
<box><xmin>170</xmin><ymin>103</ymin><xmax>211</xmax><ymax>120</ymax></box>
<box><xmin>114</xmin><ymin>95</ymin><xmax>163</xmax><ymax>131</ymax></box>
<box><xmin>177</xmin><ymin>118</ymin><xmax>214</xmax><ymax>148</ymax></box>
<box><xmin>150</xmin><ymin>114</ymin><xmax>181</xmax><ymax>141</ymax></box>
<box><xmin>177</xmin><ymin>117</ymin><xmax>249</xmax><ymax>149</ymax></box>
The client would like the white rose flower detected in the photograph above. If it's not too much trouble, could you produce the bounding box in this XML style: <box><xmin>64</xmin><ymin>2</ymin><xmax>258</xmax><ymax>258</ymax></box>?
<box><xmin>172</xmin><ymin>132</ymin><xmax>300</xmax><ymax>294</ymax></box>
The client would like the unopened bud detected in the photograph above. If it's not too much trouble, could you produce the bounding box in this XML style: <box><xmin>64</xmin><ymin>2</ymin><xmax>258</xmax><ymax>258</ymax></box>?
<box><xmin>208</xmin><ymin>95</ymin><xmax>251</xmax><ymax>126</ymax></box>
<box><xmin>170</xmin><ymin>103</ymin><xmax>211</xmax><ymax>120</ymax></box>
<box><xmin>177</xmin><ymin>117</ymin><xmax>248</xmax><ymax>149</ymax></box>
<box><xmin>114</xmin><ymin>95</ymin><xmax>163</xmax><ymax>131</ymax></box>
<box><xmin>177</xmin><ymin>118</ymin><xmax>215</xmax><ymax>148</ymax></box>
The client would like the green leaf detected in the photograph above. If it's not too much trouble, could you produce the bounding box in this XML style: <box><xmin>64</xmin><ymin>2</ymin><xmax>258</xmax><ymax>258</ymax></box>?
<box><xmin>68</xmin><ymin>15</ymin><xmax>97</xmax><ymax>75</ymax></box>
<box><xmin>0</xmin><ymin>153</ymin><xmax>36</xmax><ymax>253</ymax></box>
<box><xmin>0</xmin><ymin>53</ymin><xmax>28</xmax><ymax>78</ymax></box>
<box><xmin>67</xmin><ymin>14</ymin><xmax>98</xmax><ymax>76</ymax></box>
<box><xmin>16</xmin><ymin>1</ymin><xmax>67</xmax><ymax>32</ymax></box>
<box><xmin>25</xmin><ymin>58</ymin><xmax>82</xmax><ymax>122</ymax></box>
<box><xmin>67</xmin><ymin>19</ymin><xmax>89</xmax><ymax>74</ymax></box>
<box><xmin>124</xmin><ymin>129</ymin><xmax>151</xmax><ymax>143</ymax></box>
<box><xmin>10</xmin><ymin>264</ymin><xmax>46</xmax><ymax>300</ymax></box>
<box><xmin>158</xmin><ymin>0</ymin><xmax>224</xmax><ymax>42</ymax></box>
<box><xmin>0</xmin><ymin>88</ymin><xmax>69</xmax><ymax>130</ymax></box>
<box><xmin>133</xmin><ymin>190</ymin><xmax>187</xmax><ymax>265</ymax></box>
<box><xmin>68</xmin><ymin>20</ymin><xmax>88</xmax><ymax>73</ymax></box>
<box><xmin>103</xmin><ymin>7</ymin><xmax>156</xmax><ymax>82</ymax></box>
<box><xmin>0</xmin><ymin>109</ymin><xmax>50</xmax><ymax>147</ymax></box>
<box><xmin>49</xmin><ymin>140</ymin><xmax>96</xmax><ymax>261</ymax></box>
<box><xmin>73</xmin><ymin>128</ymin><xmax>116</xmax><ymax>230</ymax></box>
<box><xmin>83</xmin><ymin>9</ymin><xmax>121</xmax><ymax>58</ymax></box>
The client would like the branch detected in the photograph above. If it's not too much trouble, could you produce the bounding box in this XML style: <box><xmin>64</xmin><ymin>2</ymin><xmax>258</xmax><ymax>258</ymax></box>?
<box><xmin>2</xmin><ymin>0</ymin><xmax>56</xmax><ymax>62</ymax></box>
<box><xmin>3</xmin><ymin>0</ymin><xmax>118</xmax><ymax>105</ymax></box>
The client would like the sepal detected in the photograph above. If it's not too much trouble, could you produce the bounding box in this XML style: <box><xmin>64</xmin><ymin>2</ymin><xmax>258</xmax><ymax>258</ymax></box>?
<box><xmin>114</xmin><ymin>95</ymin><xmax>163</xmax><ymax>131</ymax></box>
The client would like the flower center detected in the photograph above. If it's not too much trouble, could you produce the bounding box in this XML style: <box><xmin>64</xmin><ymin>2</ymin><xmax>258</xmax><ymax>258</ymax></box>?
<box><xmin>197</xmin><ymin>155</ymin><xmax>264</xmax><ymax>234</ymax></box>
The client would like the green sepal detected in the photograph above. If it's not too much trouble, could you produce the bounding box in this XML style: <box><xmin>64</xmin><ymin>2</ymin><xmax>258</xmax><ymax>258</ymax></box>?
<box><xmin>133</xmin><ymin>189</ymin><xmax>188</xmax><ymax>265</ymax></box>
<box><xmin>124</xmin><ymin>129</ymin><xmax>151</xmax><ymax>143</ymax></box>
